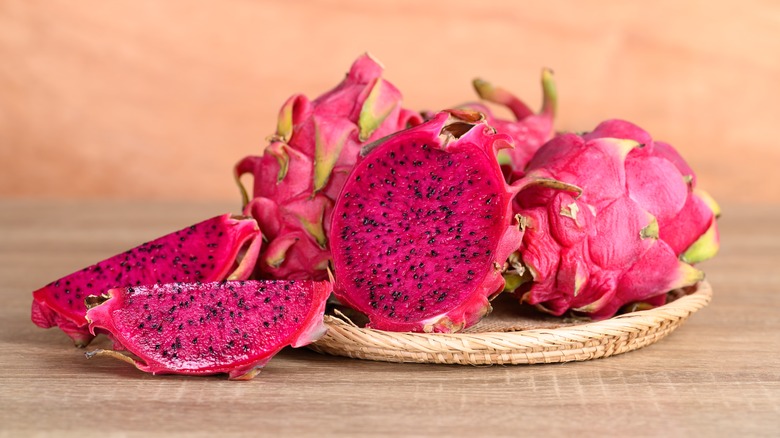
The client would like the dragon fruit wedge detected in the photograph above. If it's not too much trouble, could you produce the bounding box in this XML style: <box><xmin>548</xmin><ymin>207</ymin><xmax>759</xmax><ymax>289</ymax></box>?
<box><xmin>508</xmin><ymin>119</ymin><xmax>720</xmax><ymax>319</ymax></box>
<box><xmin>330</xmin><ymin>109</ymin><xmax>568</xmax><ymax>333</ymax></box>
<box><xmin>85</xmin><ymin>280</ymin><xmax>330</xmax><ymax>380</ymax></box>
<box><xmin>235</xmin><ymin>53</ymin><xmax>422</xmax><ymax>281</ymax></box>
<box><xmin>31</xmin><ymin>214</ymin><xmax>263</xmax><ymax>347</ymax></box>
<box><xmin>460</xmin><ymin>69</ymin><xmax>557</xmax><ymax>173</ymax></box>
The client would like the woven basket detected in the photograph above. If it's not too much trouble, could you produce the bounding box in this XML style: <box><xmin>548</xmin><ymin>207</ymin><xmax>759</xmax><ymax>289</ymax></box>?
<box><xmin>309</xmin><ymin>280</ymin><xmax>712</xmax><ymax>365</ymax></box>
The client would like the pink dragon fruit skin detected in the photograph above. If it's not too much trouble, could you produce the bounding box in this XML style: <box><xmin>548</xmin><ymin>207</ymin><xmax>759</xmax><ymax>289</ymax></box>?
<box><xmin>31</xmin><ymin>214</ymin><xmax>263</xmax><ymax>346</ymax></box>
<box><xmin>510</xmin><ymin>120</ymin><xmax>719</xmax><ymax>319</ymax></box>
<box><xmin>330</xmin><ymin>109</ymin><xmax>559</xmax><ymax>333</ymax></box>
<box><xmin>583</xmin><ymin>119</ymin><xmax>721</xmax><ymax>263</ymax></box>
<box><xmin>235</xmin><ymin>53</ymin><xmax>422</xmax><ymax>280</ymax></box>
<box><xmin>460</xmin><ymin>69</ymin><xmax>557</xmax><ymax>172</ymax></box>
<box><xmin>85</xmin><ymin>280</ymin><xmax>330</xmax><ymax>380</ymax></box>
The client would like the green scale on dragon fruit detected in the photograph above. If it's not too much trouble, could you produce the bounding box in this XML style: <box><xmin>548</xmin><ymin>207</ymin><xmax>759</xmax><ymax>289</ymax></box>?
<box><xmin>506</xmin><ymin>119</ymin><xmax>720</xmax><ymax>319</ymax></box>
<box><xmin>85</xmin><ymin>280</ymin><xmax>330</xmax><ymax>380</ymax></box>
<box><xmin>31</xmin><ymin>214</ymin><xmax>262</xmax><ymax>347</ymax></box>
<box><xmin>330</xmin><ymin>109</ymin><xmax>571</xmax><ymax>333</ymax></box>
<box><xmin>235</xmin><ymin>53</ymin><xmax>422</xmax><ymax>281</ymax></box>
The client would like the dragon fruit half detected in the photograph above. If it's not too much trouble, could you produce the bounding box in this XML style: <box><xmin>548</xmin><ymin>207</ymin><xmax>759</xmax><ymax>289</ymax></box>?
<box><xmin>31</xmin><ymin>214</ymin><xmax>262</xmax><ymax>346</ymax></box>
<box><xmin>85</xmin><ymin>280</ymin><xmax>330</xmax><ymax>380</ymax></box>
<box><xmin>235</xmin><ymin>53</ymin><xmax>422</xmax><ymax>281</ymax></box>
<box><xmin>461</xmin><ymin>69</ymin><xmax>557</xmax><ymax>172</ymax></box>
<box><xmin>508</xmin><ymin>119</ymin><xmax>720</xmax><ymax>319</ymax></box>
<box><xmin>330</xmin><ymin>110</ymin><xmax>568</xmax><ymax>333</ymax></box>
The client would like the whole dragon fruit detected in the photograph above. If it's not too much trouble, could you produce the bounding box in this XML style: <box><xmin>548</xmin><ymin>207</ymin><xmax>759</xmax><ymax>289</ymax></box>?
<box><xmin>235</xmin><ymin>53</ymin><xmax>422</xmax><ymax>280</ymax></box>
<box><xmin>31</xmin><ymin>214</ymin><xmax>262</xmax><ymax>346</ymax></box>
<box><xmin>85</xmin><ymin>280</ymin><xmax>330</xmax><ymax>380</ymax></box>
<box><xmin>508</xmin><ymin>119</ymin><xmax>720</xmax><ymax>319</ymax></box>
<box><xmin>461</xmin><ymin>69</ymin><xmax>557</xmax><ymax>172</ymax></box>
<box><xmin>330</xmin><ymin>110</ymin><xmax>566</xmax><ymax>333</ymax></box>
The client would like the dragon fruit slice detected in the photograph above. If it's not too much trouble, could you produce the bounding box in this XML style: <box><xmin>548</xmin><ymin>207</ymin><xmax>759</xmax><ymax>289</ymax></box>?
<box><xmin>31</xmin><ymin>214</ymin><xmax>262</xmax><ymax>346</ymax></box>
<box><xmin>330</xmin><ymin>109</ymin><xmax>545</xmax><ymax>333</ymax></box>
<box><xmin>235</xmin><ymin>53</ymin><xmax>422</xmax><ymax>280</ymax></box>
<box><xmin>460</xmin><ymin>69</ymin><xmax>557</xmax><ymax>172</ymax></box>
<box><xmin>508</xmin><ymin>119</ymin><xmax>719</xmax><ymax>319</ymax></box>
<box><xmin>85</xmin><ymin>280</ymin><xmax>330</xmax><ymax>380</ymax></box>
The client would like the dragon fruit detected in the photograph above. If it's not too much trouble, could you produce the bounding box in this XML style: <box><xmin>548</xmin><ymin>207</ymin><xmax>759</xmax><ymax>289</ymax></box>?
<box><xmin>85</xmin><ymin>280</ymin><xmax>330</xmax><ymax>380</ymax></box>
<box><xmin>508</xmin><ymin>119</ymin><xmax>719</xmax><ymax>319</ymax></box>
<box><xmin>31</xmin><ymin>214</ymin><xmax>263</xmax><ymax>346</ymax></box>
<box><xmin>330</xmin><ymin>109</ymin><xmax>568</xmax><ymax>333</ymax></box>
<box><xmin>461</xmin><ymin>69</ymin><xmax>557</xmax><ymax>172</ymax></box>
<box><xmin>235</xmin><ymin>53</ymin><xmax>422</xmax><ymax>281</ymax></box>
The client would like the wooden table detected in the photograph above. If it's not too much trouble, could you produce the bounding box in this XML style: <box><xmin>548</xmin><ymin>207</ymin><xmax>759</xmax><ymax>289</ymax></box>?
<box><xmin>1</xmin><ymin>200</ymin><xmax>778</xmax><ymax>436</ymax></box>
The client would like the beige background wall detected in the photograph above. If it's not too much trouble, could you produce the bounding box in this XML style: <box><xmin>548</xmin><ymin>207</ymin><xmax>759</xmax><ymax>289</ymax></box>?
<box><xmin>1</xmin><ymin>0</ymin><xmax>778</xmax><ymax>204</ymax></box>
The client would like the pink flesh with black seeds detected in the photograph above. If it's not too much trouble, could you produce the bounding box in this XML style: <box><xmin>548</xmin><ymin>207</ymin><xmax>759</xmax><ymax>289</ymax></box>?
<box><xmin>86</xmin><ymin>280</ymin><xmax>330</xmax><ymax>379</ymax></box>
<box><xmin>31</xmin><ymin>214</ymin><xmax>262</xmax><ymax>346</ymax></box>
<box><xmin>331</xmin><ymin>112</ymin><xmax>517</xmax><ymax>332</ymax></box>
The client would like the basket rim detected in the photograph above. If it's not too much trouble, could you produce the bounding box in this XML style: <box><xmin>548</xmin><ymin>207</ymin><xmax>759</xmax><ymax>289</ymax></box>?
<box><xmin>310</xmin><ymin>280</ymin><xmax>712</xmax><ymax>362</ymax></box>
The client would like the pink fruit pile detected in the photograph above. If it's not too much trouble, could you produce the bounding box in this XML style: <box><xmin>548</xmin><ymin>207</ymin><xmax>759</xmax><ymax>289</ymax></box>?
<box><xmin>30</xmin><ymin>53</ymin><xmax>720</xmax><ymax>379</ymax></box>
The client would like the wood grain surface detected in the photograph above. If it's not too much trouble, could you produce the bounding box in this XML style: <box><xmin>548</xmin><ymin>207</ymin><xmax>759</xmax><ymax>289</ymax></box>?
<box><xmin>0</xmin><ymin>200</ymin><xmax>778</xmax><ymax>437</ymax></box>
<box><xmin>2</xmin><ymin>1</ymin><xmax>779</xmax><ymax>203</ymax></box>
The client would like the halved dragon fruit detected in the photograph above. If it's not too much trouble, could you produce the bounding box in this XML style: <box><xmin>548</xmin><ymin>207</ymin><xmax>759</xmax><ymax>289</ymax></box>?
<box><xmin>235</xmin><ymin>53</ymin><xmax>422</xmax><ymax>281</ymax></box>
<box><xmin>461</xmin><ymin>69</ymin><xmax>557</xmax><ymax>172</ymax></box>
<box><xmin>31</xmin><ymin>214</ymin><xmax>262</xmax><ymax>346</ymax></box>
<box><xmin>85</xmin><ymin>280</ymin><xmax>330</xmax><ymax>380</ymax></box>
<box><xmin>508</xmin><ymin>119</ymin><xmax>719</xmax><ymax>319</ymax></box>
<box><xmin>330</xmin><ymin>109</ymin><xmax>557</xmax><ymax>333</ymax></box>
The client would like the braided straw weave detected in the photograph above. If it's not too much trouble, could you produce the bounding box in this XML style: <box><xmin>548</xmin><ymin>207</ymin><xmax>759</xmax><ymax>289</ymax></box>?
<box><xmin>309</xmin><ymin>280</ymin><xmax>712</xmax><ymax>365</ymax></box>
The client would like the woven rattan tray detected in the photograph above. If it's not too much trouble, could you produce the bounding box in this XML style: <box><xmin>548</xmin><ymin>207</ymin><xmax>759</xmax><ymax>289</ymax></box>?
<box><xmin>309</xmin><ymin>280</ymin><xmax>712</xmax><ymax>365</ymax></box>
